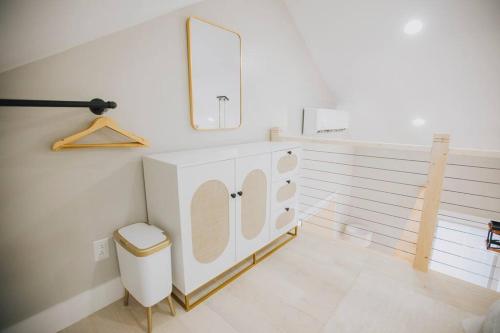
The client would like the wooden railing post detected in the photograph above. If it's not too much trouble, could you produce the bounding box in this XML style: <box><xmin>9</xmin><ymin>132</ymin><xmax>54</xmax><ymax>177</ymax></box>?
<box><xmin>414</xmin><ymin>133</ymin><xmax>450</xmax><ymax>272</ymax></box>
<box><xmin>270</xmin><ymin>127</ymin><xmax>282</xmax><ymax>142</ymax></box>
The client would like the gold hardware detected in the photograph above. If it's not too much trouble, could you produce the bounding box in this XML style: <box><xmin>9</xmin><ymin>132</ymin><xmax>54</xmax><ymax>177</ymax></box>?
<box><xmin>113</xmin><ymin>230</ymin><xmax>171</xmax><ymax>257</ymax></box>
<box><xmin>171</xmin><ymin>226</ymin><xmax>298</xmax><ymax>311</ymax></box>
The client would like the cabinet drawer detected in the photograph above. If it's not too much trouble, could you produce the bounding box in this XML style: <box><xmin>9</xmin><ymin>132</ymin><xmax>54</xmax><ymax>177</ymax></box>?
<box><xmin>271</xmin><ymin>206</ymin><xmax>297</xmax><ymax>238</ymax></box>
<box><xmin>272</xmin><ymin>148</ymin><xmax>301</xmax><ymax>180</ymax></box>
<box><xmin>271</xmin><ymin>177</ymin><xmax>298</xmax><ymax>208</ymax></box>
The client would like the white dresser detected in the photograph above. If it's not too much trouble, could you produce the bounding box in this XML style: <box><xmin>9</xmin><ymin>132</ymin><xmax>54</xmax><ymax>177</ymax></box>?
<box><xmin>143</xmin><ymin>141</ymin><xmax>301</xmax><ymax>297</ymax></box>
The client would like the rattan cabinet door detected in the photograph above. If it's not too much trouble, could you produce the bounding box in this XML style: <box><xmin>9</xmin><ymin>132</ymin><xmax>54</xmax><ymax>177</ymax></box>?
<box><xmin>235</xmin><ymin>153</ymin><xmax>271</xmax><ymax>260</ymax></box>
<box><xmin>179</xmin><ymin>159</ymin><xmax>236</xmax><ymax>293</ymax></box>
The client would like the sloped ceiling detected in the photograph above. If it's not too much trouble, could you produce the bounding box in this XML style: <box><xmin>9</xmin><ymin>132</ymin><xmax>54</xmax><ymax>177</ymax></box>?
<box><xmin>0</xmin><ymin>0</ymin><xmax>204</xmax><ymax>73</ymax></box>
<box><xmin>283</xmin><ymin>0</ymin><xmax>500</xmax><ymax>148</ymax></box>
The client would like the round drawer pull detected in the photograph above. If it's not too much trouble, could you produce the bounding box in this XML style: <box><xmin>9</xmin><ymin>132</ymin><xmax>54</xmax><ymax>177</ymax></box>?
<box><xmin>230</xmin><ymin>193</ymin><xmax>237</xmax><ymax>198</ymax></box>
<box><xmin>287</xmin><ymin>151</ymin><xmax>292</xmax><ymax>155</ymax></box>
<box><xmin>237</xmin><ymin>191</ymin><xmax>243</xmax><ymax>196</ymax></box>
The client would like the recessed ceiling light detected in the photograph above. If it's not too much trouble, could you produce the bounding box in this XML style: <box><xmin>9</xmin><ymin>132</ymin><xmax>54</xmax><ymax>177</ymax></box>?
<box><xmin>412</xmin><ymin>118</ymin><xmax>426</xmax><ymax>127</ymax></box>
<box><xmin>404</xmin><ymin>19</ymin><xmax>424</xmax><ymax>35</ymax></box>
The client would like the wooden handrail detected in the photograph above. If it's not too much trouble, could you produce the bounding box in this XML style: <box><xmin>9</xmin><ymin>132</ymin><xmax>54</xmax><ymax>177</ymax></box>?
<box><xmin>273</xmin><ymin>132</ymin><xmax>431</xmax><ymax>152</ymax></box>
<box><xmin>270</xmin><ymin>129</ymin><xmax>500</xmax><ymax>158</ymax></box>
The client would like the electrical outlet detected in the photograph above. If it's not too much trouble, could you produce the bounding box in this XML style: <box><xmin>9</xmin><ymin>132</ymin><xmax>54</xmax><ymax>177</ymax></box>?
<box><xmin>93</xmin><ymin>238</ymin><xmax>110</xmax><ymax>262</ymax></box>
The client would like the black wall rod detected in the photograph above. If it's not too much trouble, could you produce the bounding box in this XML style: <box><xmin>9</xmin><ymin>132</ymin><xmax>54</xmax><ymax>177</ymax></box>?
<box><xmin>0</xmin><ymin>98</ymin><xmax>117</xmax><ymax>115</ymax></box>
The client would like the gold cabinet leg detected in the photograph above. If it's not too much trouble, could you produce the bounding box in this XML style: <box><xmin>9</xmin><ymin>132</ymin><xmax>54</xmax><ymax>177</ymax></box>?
<box><xmin>146</xmin><ymin>307</ymin><xmax>152</xmax><ymax>333</ymax></box>
<box><xmin>170</xmin><ymin>229</ymin><xmax>297</xmax><ymax>312</ymax></box>
<box><xmin>124</xmin><ymin>289</ymin><xmax>129</xmax><ymax>306</ymax></box>
<box><xmin>167</xmin><ymin>295</ymin><xmax>176</xmax><ymax>316</ymax></box>
<box><xmin>287</xmin><ymin>226</ymin><xmax>298</xmax><ymax>236</ymax></box>
<box><xmin>184</xmin><ymin>294</ymin><xmax>190</xmax><ymax>311</ymax></box>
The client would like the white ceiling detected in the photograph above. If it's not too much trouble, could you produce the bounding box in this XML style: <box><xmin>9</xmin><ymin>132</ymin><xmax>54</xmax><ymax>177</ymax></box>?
<box><xmin>283</xmin><ymin>0</ymin><xmax>500</xmax><ymax>148</ymax></box>
<box><xmin>0</xmin><ymin>0</ymin><xmax>203</xmax><ymax>73</ymax></box>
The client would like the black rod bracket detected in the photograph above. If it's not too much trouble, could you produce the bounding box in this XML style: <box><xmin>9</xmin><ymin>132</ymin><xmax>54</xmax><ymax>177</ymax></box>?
<box><xmin>0</xmin><ymin>98</ymin><xmax>117</xmax><ymax>115</ymax></box>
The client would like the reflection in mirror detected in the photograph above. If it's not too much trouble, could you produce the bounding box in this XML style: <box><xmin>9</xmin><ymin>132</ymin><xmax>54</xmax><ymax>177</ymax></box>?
<box><xmin>187</xmin><ymin>17</ymin><xmax>241</xmax><ymax>130</ymax></box>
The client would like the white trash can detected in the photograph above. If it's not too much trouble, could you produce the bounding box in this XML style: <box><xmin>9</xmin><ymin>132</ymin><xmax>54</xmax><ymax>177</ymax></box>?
<box><xmin>114</xmin><ymin>223</ymin><xmax>175</xmax><ymax>333</ymax></box>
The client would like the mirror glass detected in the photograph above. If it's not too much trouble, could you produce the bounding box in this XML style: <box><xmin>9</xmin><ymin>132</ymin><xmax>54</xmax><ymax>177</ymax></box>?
<box><xmin>187</xmin><ymin>17</ymin><xmax>241</xmax><ymax>130</ymax></box>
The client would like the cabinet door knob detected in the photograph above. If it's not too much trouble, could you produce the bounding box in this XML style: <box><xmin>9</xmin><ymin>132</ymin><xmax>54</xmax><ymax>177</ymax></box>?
<box><xmin>287</xmin><ymin>151</ymin><xmax>292</xmax><ymax>155</ymax></box>
<box><xmin>286</xmin><ymin>179</ymin><xmax>291</xmax><ymax>184</ymax></box>
<box><xmin>230</xmin><ymin>193</ymin><xmax>237</xmax><ymax>198</ymax></box>
<box><xmin>237</xmin><ymin>191</ymin><xmax>243</xmax><ymax>196</ymax></box>
<box><xmin>285</xmin><ymin>207</ymin><xmax>290</xmax><ymax>211</ymax></box>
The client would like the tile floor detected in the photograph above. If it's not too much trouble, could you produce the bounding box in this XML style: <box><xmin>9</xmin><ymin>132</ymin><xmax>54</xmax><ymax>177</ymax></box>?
<box><xmin>62</xmin><ymin>223</ymin><xmax>499</xmax><ymax>333</ymax></box>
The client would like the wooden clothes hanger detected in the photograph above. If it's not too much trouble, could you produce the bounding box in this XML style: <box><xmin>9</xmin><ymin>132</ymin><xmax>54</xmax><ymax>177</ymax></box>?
<box><xmin>52</xmin><ymin>116</ymin><xmax>149</xmax><ymax>151</ymax></box>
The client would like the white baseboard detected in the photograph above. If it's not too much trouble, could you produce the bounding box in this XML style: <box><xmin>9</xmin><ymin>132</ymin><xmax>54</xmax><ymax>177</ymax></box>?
<box><xmin>2</xmin><ymin>277</ymin><xmax>124</xmax><ymax>333</ymax></box>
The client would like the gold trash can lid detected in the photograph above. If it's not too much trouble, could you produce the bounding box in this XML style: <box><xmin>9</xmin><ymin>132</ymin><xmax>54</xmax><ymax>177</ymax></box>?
<box><xmin>114</xmin><ymin>223</ymin><xmax>171</xmax><ymax>257</ymax></box>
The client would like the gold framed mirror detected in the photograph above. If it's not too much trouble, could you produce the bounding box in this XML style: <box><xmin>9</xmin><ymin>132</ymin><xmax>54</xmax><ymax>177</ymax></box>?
<box><xmin>186</xmin><ymin>17</ymin><xmax>242</xmax><ymax>130</ymax></box>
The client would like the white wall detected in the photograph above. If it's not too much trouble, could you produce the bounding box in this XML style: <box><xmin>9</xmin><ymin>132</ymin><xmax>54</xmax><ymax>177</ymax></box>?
<box><xmin>0</xmin><ymin>0</ymin><xmax>204</xmax><ymax>73</ymax></box>
<box><xmin>0</xmin><ymin>0</ymin><xmax>334</xmax><ymax>328</ymax></box>
<box><xmin>284</xmin><ymin>0</ymin><xmax>500</xmax><ymax>150</ymax></box>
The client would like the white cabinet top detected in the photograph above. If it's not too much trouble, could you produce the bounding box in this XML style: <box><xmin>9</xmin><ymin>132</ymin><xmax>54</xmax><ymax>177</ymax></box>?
<box><xmin>144</xmin><ymin>141</ymin><xmax>301</xmax><ymax>167</ymax></box>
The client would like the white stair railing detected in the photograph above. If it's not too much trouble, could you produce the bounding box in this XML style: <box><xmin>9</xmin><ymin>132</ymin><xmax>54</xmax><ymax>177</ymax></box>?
<box><xmin>271</xmin><ymin>127</ymin><xmax>500</xmax><ymax>290</ymax></box>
